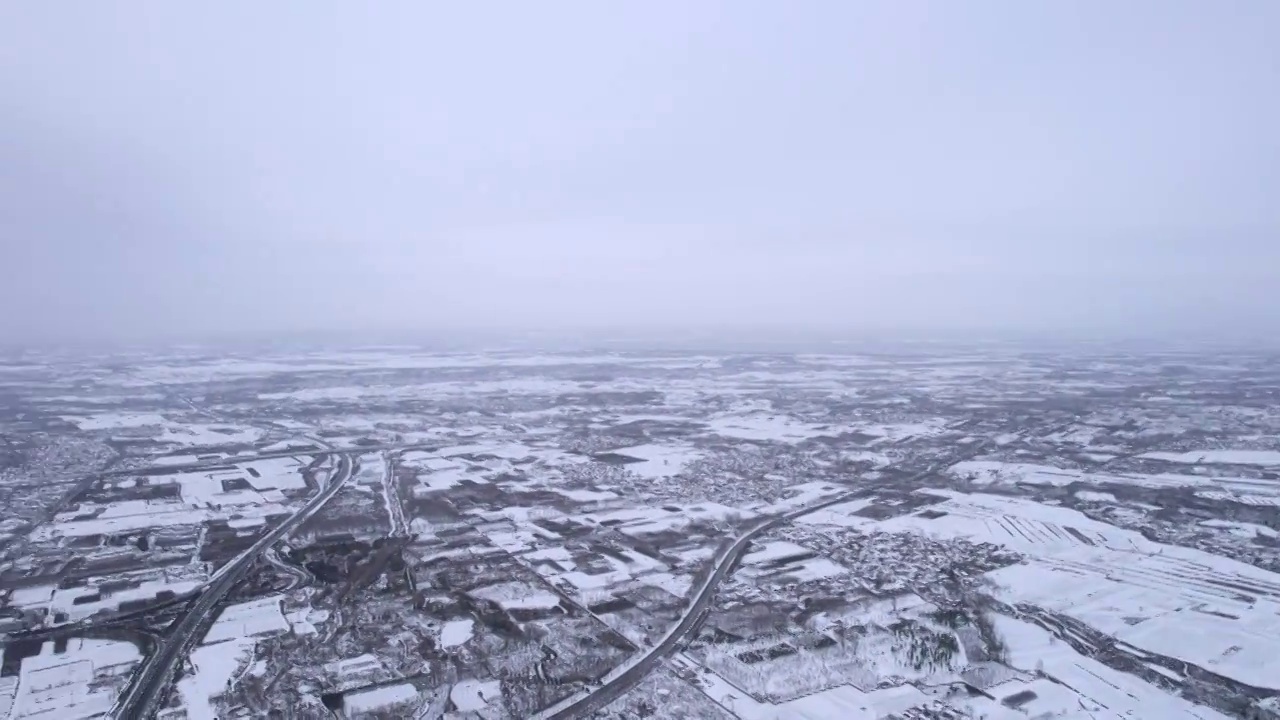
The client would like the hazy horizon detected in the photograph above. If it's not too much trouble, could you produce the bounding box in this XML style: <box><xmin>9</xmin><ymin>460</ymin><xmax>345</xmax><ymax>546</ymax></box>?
<box><xmin>3</xmin><ymin>2</ymin><xmax>1278</xmax><ymax>346</ymax></box>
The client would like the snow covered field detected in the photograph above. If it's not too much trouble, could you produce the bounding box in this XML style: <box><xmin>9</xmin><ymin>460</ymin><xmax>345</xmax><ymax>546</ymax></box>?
<box><xmin>343</xmin><ymin>682</ymin><xmax>419</xmax><ymax>715</ymax></box>
<box><xmin>1141</xmin><ymin>449</ymin><xmax>1280</xmax><ymax>467</ymax></box>
<box><xmin>5</xmin><ymin>638</ymin><xmax>141</xmax><ymax>719</ymax></box>
<box><xmin>947</xmin><ymin>460</ymin><xmax>1280</xmax><ymax>507</ymax></box>
<box><xmin>574</xmin><ymin>502</ymin><xmax>754</xmax><ymax>538</ymax></box>
<box><xmin>671</xmin><ymin>652</ymin><xmax>932</xmax><ymax>720</ymax></box>
<box><xmin>59</xmin><ymin>413</ymin><xmax>169</xmax><ymax>430</ymax></box>
<box><xmin>440</xmin><ymin>619</ymin><xmax>474</xmax><ymax>648</ymax></box>
<box><xmin>948</xmin><ymin>460</ymin><xmax>1089</xmax><ymax>487</ymax></box>
<box><xmin>469</xmin><ymin>581</ymin><xmax>562</xmax><ymax>611</ymax></box>
<box><xmin>610</xmin><ymin>443</ymin><xmax>703</xmax><ymax>478</ymax></box>
<box><xmin>173</xmin><ymin>594</ymin><xmax>294</xmax><ymax>717</ymax></box>
<box><xmin>794</xmin><ymin>498</ymin><xmax>877</xmax><ymax>528</ymax></box>
<box><xmin>901</xmin><ymin>490</ymin><xmax>1280</xmax><ymax>691</ymax></box>
<box><xmin>988</xmin><ymin>614</ymin><xmax>1232</xmax><ymax>719</ymax></box>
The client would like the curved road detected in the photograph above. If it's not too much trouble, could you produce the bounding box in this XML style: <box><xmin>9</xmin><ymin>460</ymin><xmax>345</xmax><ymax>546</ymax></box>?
<box><xmin>536</xmin><ymin>489</ymin><xmax>872</xmax><ymax>720</ymax></box>
<box><xmin>536</xmin><ymin>456</ymin><xmax>970</xmax><ymax>720</ymax></box>
<box><xmin>112</xmin><ymin>453</ymin><xmax>354</xmax><ymax>719</ymax></box>
<box><xmin>263</xmin><ymin>545</ymin><xmax>311</xmax><ymax>591</ymax></box>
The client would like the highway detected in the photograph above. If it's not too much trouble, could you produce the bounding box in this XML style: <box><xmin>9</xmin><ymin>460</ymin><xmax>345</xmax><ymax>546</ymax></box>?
<box><xmin>112</xmin><ymin>453</ymin><xmax>354</xmax><ymax>719</ymax></box>
<box><xmin>536</xmin><ymin>489</ymin><xmax>875</xmax><ymax>720</ymax></box>
<box><xmin>535</xmin><ymin>456</ymin><xmax>969</xmax><ymax>720</ymax></box>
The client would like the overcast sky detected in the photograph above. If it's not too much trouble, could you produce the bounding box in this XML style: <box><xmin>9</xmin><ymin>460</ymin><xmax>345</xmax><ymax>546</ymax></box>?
<box><xmin>2</xmin><ymin>2</ymin><xmax>1277</xmax><ymax>345</ymax></box>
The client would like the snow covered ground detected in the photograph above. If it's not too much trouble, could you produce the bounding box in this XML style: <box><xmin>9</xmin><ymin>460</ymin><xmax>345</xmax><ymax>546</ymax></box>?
<box><xmin>7</xmin><ymin>572</ymin><xmax>203</xmax><ymax>623</ymax></box>
<box><xmin>440</xmin><ymin>619</ymin><xmax>474</xmax><ymax>648</ymax></box>
<box><xmin>946</xmin><ymin>460</ymin><xmax>1280</xmax><ymax>507</ymax></box>
<box><xmin>1198</xmin><ymin>519</ymin><xmax>1278</xmax><ymax>539</ymax></box>
<box><xmin>469</xmin><ymin>581</ymin><xmax>562</xmax><ymax>611</ymax></box>
<box><xmin>704</xmin><ymin>414</ymin><xmax>830</xmax><ymax>443</ymax></box>
<box><xmin>781</xmin><ymin>557</ymin><xmax>850</xmax><ymax>583</ymax></box>
<box><xmin>159</xmin><ymin>423</ymin><xmax>264</xmax><ymax>447</ymax></box>
<box><xmin>1075</xmin><ymin>490</ymin><xmax>1117</xmax><ymax>503</ymax></box>
<box><xmin>753</xmin><ymin>482</ymin><xmax>845</xmax><ymax>515</ymax></box>
<box><xmin>19</xmin><ymin>347</ymin><xmax>1280</xmax><ymax>720</ymax></box>
<box><xmin>554</xmin><ymin>487</ymin><xmax>618</xmax><ymax>502</ymax></box>
<box><xmin>637</xmin><ymin>571</ymin><xmax>694</xmax><ymax>599</ymax></box>
<box><xmin>742</xmin><ymin>541</ymin><xmax>813</xmax><ymax>565</ymax></box>
<box><xmin>173</xmin><ymin>594</ymin><xmax>294</xmax><ymax>717</ymax></box>
<box><xmin>878</xmin><ymin>489</ymin><xmax>1145</xmax><ymax>553</ymax></box>
<box><xmin>948</xmin><ymin>460</ymin><xmax>1090</xmax><ymax>487</ymax></box>
<box><xmin>904</xmin><ymin>489</ymin><xmax>1280</xmax><ymax>691</ymax></box>
<box><xmin>574</xmin><ymin>502</ymin><xmax>754</xmax><ymax>538</ymax></box>
<box><xmin>343</xmin><ymin>682</ymin><xmax>419</xmax><ymax>715</ymax></box>
<box><xmin>671</xmin><ymin>652</ymin><xmax>930</xmax><ymax>720</ymax></box>
<box><xmin>203</xmin><ymin>595</ymin><xmax>291</xmax><ymax>643</ymax></box>
<box><xmin>1141</xmin><ymin>449</ymin><xmax>1280</xmax><ymax>466</ymax></box>
<box><xmin>176</xmin><ymin>637</ymin><xmax>256</xmax><ymax>719</ymax></box>
<box><xmin>6</xmin><ymin>638</ymin><xmax>141</xmax><ymax>720</ymax></box>
<box><xmin>989</xmin><ymin>614</ymin><xmax>1231</xmax><ymax>719</ymax></box>
<box><xmin>34</xmin><ymin>492</ymin><xmax>292</xmax><ymax>539</ymax></box>
<box><xmin>60</xmin><ymin>412</ymin><xmax>168</xmax><ymax>430</ymax></box>
<box><xmin>794</xmin><ymin>498</ymin><xmax>877</xmax><ymax>528</ymax></box>
<box><xmin>241</xmin><ymin>457</ymin><xmax>309</xmax><ymax>491</ymax></box>
<box><xmin>610</xmin><ymin>443</ymin><xmax>703</xmax><ymax>478</ymax></box>
<box><xmin>450</xmin><ymin>679</ymin><xmax>501</xmax><ymax>712</ymax></box>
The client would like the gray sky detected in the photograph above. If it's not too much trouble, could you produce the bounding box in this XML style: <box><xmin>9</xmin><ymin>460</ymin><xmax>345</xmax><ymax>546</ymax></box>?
<box><xmin>2</xmin><ymin>2</ymin><xmax>1278</xmax><ymax>344</ymax></box>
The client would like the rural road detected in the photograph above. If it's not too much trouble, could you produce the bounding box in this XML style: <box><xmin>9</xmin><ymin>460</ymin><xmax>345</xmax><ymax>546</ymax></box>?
<box><xmin>113</xmin><ymin>453</ymin><xmax>354</xmax><ymax>719</ymax></box>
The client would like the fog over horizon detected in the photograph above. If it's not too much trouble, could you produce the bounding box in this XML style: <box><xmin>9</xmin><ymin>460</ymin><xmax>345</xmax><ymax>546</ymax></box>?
<box><xmin>3</xmin><ymin>3</ymin><xmax>1278</xmax><ymax>347</ymax></box>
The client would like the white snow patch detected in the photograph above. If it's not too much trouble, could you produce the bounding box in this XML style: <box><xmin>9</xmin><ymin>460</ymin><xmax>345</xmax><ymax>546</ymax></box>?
<box><xmin>1141</xmin><ymin>449</ymin><xmax>1280</xmax><ymax>466</ymax></box>
<box><xmin>609</xmin><ymin>443</ymin><xmax>703</xmax><ymax>479</ymax></box>
<box><xmin>857</xmin><ymin>419</ymin><xmax>949</xmax><ymax>445</ymax></box>
<box><xmin>440</xmin><ymin>619</ymin><xmax>474</xmax><ymax>648</ymax></box>
<box><xmin>840</xmin><ymin>450</ymin><xmax>892</xmax><ymax>467</ymax></box>
<box><xmin>990</xmin><ymin>614</ymin><xmax>1232</xmax><ymax>719</ymax></box>
<box><xmin>241</xmin><ymin>457</ymin><xmax>308</xmax><ymax>491</ymax></box>
<box><xmin>949</xmin><ymin>460</ymin><xmax>1087</xmax><ymax>487</ymax></box>
<box><xmin>1075</xmin><ymin>491</ymin><xmax>1117</xmax><ymax>503</ymax></box>
<box><xmin>671</xmin><ymin>652</ymin><xmax>929</xmax><ymax>720</ymax></box>
<box><xmin>782</xmin><ymin>557</ymin><xmax>849</xmax><ymax>583</ymax></box>
<box><xmin>577</xmin><ymin>503</ymin><xmax>753</xmax><ymax>538</ymax></box>
<box><xmin>705</xmin><ymin>414</ymin><xmax>827</xmax><ymax>443</ymax></box>
<box><xmin>449</xmin><ymin>679</ymin><xmax>501</xmax><ymax>712</ymax></box>
<box><xmin>343</xmin><ymin>683</ymin><xmax>418</xmax><ymax>715</ymax></box>
<box><xmin>61</xmin><ymin>413</ymin><xmax>167</xmax><ymax>430</ymax></box>
<box><xmin>39</xmin><ymin>577</ymin><xmax>203</xmax><ymax>623</ymax></box>
<box><xmin>469</xmin><ymin>582</ymin><xmax>562</xmax><ymax>611</ymax></box>
<box><xmin>160</xmin><ymin>423</ymin><xmax>263</xmax><ymax>447</ymax></box>
<box><xmin>637</xmin><ymin>572</ymin><xmax>693</xmax><ymax>599</ymax></box>
<box><xmin>8</xmin><ymin>584</ymin><xmax>55</xmax><ymax>607</ymax></box>
<box><xmin>285</xmin><ymin>607</ymin><xmax>331</xmax><ymax>636</ymax></box>
<box><xmin>1198</xmin><ymin>519</ymin><xmax>1278</xmax><ymax>539</ymax></box>
<box><xmin>754</xmin><ymin>482</ymin><xmax>844</xmax><ymax>515</ymax></box>
<box><xmin>795</xmin><ymin>498</ymin><xmax>876</xmax><ymax>528</ymax></box>
<box><xmin>203</xmin><ymin>595</ymin><xmax>290</xmax><ymax>643</ymax></box>
<box><xmin>8</xmin><ymin>638</ymin><xmax>140</xmax><ymax>720</ymax></box>
<box><xmin>555</xmin><ymin>488</ymin><xmax>618</xmax><ymax>503</ymax></box>
<box><xmin>176</xmin><ymin>638</ymin><xmax>256</xmax><ymax>719</ymax></box>
<box><xmin>743</xmin><ymin>541</ymin><xmax>813</xmax><ymax>565</ymax></box>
